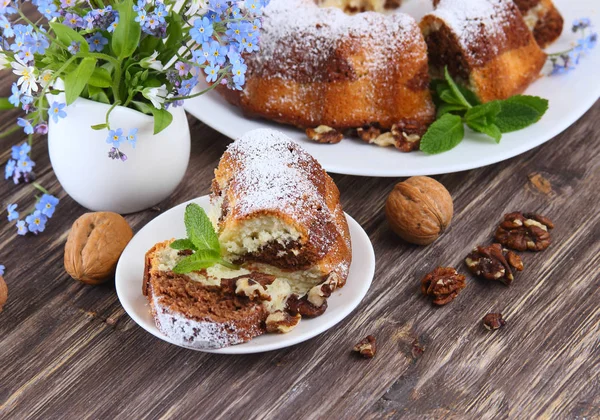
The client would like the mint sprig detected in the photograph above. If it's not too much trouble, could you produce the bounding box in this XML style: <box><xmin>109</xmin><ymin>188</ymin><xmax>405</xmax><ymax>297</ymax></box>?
<box><xmin>170</xmin><ymin>203</ymin><xmax>237</xmax><ymax>274</ymax></box>
<box><xmin>420</xmin><ymin>67</ymin><xmax>549</xmax><ymax>154</ymax></box>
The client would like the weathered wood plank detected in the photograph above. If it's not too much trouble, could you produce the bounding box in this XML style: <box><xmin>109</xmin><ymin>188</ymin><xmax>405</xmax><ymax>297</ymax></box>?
<box><xmin>0</xmin><ymin>59</ymin><xmax>598</xmax><ymax>419</ymax></box>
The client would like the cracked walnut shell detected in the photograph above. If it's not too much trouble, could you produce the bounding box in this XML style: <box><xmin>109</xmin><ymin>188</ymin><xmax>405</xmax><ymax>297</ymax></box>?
<box><xmin>64</xmin><ymin>212</ymin><xmax>133</xmax><ymax>285</ymax></box>
<box><xmin>385</xmin><ymin>176</ymin><xmax>453</xmax><ymax>245</ymax></box>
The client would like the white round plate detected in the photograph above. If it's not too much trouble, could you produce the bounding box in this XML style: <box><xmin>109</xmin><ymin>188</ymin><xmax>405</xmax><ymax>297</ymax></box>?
<box><xmin>184</xmin><ymin>0</ymin><xmax>599</xmax><ymax>177</ymax></box>
<box><xmin>115</xmin><ymin>196</ymin><xmax>375</xmax><ymax>354</ymax></box>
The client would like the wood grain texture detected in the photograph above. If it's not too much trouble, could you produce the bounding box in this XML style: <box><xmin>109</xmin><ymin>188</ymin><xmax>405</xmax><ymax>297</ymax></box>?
<box><xmin>0</xmin><ymin>68</ymin><xmax>599</xmax><ymax>419</ymax></box>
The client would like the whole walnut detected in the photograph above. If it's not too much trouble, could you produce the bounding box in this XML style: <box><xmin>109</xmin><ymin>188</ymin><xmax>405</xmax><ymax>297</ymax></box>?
<box><xmin>0</xmin><ymin>276</ymin><xmax>7</xmax><ymax>312</ymax></box>
<box><xmin>385</xmin><ymin>176</ymin><xmax>453</xmax><ymax>245</ymax></box>
<box><xmin>64</xmin><ymin>212</ymin><xmax>133</xmax><ymax>285</ymax></box>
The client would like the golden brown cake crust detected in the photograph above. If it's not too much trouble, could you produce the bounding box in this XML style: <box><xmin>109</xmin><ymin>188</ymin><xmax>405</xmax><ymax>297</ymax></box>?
<box><xmin>422</xmin><ymin>0</ymin><xmax>547</xmax><ymax>102</ymax></box>
<box><xmin>220</xmin><ymin>0</ymin><xmax>435</xmax><ymax>134</ymax></box>
<box><xmin>212</xmin><ymin>130</ymin><xmax>352</xmax><ymax>284</ymax></box>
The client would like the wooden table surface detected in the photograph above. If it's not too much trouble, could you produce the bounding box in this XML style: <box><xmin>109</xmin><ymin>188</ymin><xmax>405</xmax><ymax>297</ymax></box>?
<box><xmin>0</xmin><ymin>82</ymin><xmax>599</xmax><ymax>418</ymax></box>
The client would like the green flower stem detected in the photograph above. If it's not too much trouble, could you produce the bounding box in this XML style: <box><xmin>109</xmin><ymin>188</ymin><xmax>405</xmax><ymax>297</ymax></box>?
<box><xmin>33</xmin><ymin>182</ymin><xmax>51</xmax><ymax>195</ymax></box>
<box><xmin>0</xmin><ymin>124</ymin><xmax>20</xmax><ymax>139</ymax></box>
<box><xmin>166</xmin><ymin>72</ymin><xmax>226</xmax><ymax>102</ymax></box>
<box><xmin>36</xmin><ymin>55</ymin><xmax>77</xmax><ymax>123</ymax></box>
<box><xmin>104</xmin><ymin>100</ymin><xmax>122</xmax><ymax>129</ymax></box>
<box><xmin>112</xmin><ymin>61</ymin><xmax>123</xmax><ymax>103</ymax></box>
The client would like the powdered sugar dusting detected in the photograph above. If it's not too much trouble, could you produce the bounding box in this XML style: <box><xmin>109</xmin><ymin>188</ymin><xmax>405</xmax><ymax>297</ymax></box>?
<box><xmin>251</xmin><ymin>0</ymin><xmax>422</xmax><ymax>80</ymax></box>
<box><xmin>153</xmin><ymin>294</ymin><xmax>263</xmax><ymax>349</ymax></box>
<box><xmin>226</xmin><ymin>129</ymin><xmax>328</xmax><ymax>224</ymax></box>
<box><xmin>224</xmin><ymin>129</ymin><xmax>350</xmax><ymax>264</ymax></box>
<box><xmin>429</xmin><ymin>0</ymin><xmax>515</xmax><ymax>62</ymax></box>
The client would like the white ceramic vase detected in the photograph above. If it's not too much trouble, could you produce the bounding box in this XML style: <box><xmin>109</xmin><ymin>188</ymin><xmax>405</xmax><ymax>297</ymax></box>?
<box><xmin>47</xmin><ymin>96</ymin><xmax>190</xmax><ymax>214</ymax></box>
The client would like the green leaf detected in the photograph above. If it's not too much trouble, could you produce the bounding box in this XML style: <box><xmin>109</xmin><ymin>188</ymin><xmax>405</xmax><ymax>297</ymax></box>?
<box><xmin>466</xmin><ymin>120</ymin><xmax>502</xmax><ymax>143</ymax></box>
<box><xmin>91</xmin><ymin>123</ymin><xmax>108</xmax><ymax>130</ymax></box>
<box><xmin>437</xmin><ymin>103</ymin><xmax>468</xmax><ymax>117</ymax></box>
<box><xmin>170</xmin><ymin>239</ymin><xmax>198</xmax><ymax>251</ymax></box>
<box><xmin>139</xmin><ymin>35</ymin><xmax>161</xmax><ymax>54</ymax></box>
<box><xmin>148</xmin><ymin>107</ymin><xmax>173</xmax><ymax>134</ymax></box>
<box><xmin>64</xmin><ymin>57</ymin><xmax>97</xmax><ymax>105</ymax></box>
<box><xmin>112</xmin><ymin>0</ymin><xmax>141</xmax><ymax>60</ymax></box>
<box><xmin>420</xmin><ymin>113</ymin><xmax>465</xmax><ymax>154</ymax></box>
<box><xmin>91</xmin><ymin>91</ymin><xmax>110</xmax><ymax>104</ymax></box>
<box><xmin>49</xmin><ymin>22</ymin><xmax>90</xmax><ymax>53</ymax></box>
<box><xmin>444</xmin><ymin>67</ymin><xmax>472</xmax><ymax>108</ymax></box>
<box><xmin>457</xmin><ymin>85</ymin><xmax>481</xmax><ymax>106</ymax></box>
<box><xmin>184</xmin><ymin>204</ymin><xmax>220</xmax><ymax>252</ymax></box>
<box><xmin>0</xmin><ymin>98</ymin><xmax>15</xmax><ymax>110</ymax></box>
<box><xmin>495</xmin><ymin>95</ymin><xmax>549</xmax><ymax>133</ymax></box>
<box><xmin>465</xmin><ymin>101</ymin><xmax>501</xmax><ymax>125</ymax></box>
<box><xmin>439</xmin><ymin>89</ymin><xmax>469</xmax><ymax>107</ymax></box>
<box><xmin>172</xmin><ymin>250</ymin><xmax>222</xmax><ymax>274</ymax></box>
<box><xmin>165</xmin><ymin>13</ymin><xmax>183</xmax><ymax>50</ymax></box>
<box><xmin>88</xmin><ymin>67</ymin><xmax>112</xmax><ymax>88</ymax></box>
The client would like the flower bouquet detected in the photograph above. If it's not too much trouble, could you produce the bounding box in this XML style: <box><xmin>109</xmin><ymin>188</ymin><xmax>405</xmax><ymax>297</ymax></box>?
<box><xmin>1</xmin><ymin>0</ymin><xmax>269</xmax><ymax>224</ymax></box>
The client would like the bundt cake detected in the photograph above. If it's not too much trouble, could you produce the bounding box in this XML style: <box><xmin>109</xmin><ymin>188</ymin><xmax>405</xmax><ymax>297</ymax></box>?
<box><xmin>512</xmin><ymin>0</ymin><xmax>564</xmax><ymax>48</ymax></box>
<box><xmin>421</xmin><ymin>0</ymin><xmax>547</xmax><ymax>103</ymax></box>
<box><xmin>315</xmin><ymin>0</ymin><xmax>402</xmax><ymax>13</ymax></box>
<box><xmin>219</xmin><ymin>0</ymin><xmax>436</xmax><ymax>147</ymax></box>
<box><xmin>143</xmin><ymin>129</ymin><xmax>353</xmax><ymax>349</ymax></box>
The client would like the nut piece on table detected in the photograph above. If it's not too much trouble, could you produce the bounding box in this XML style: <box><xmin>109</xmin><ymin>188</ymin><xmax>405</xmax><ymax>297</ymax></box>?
<box><xmin>0</xmin><ymin>276</ymin><xmax>7</xmax><ymax>312</ymax></box>
<box><xmin>305</xmin><ymin>126</ymin><xmax>343</xmax><ymax>144</ymax></box>
<box><xmin>266</xmin><ymin>311</ymin><xmax>302</xmax><ymax>334</ymax></box>
<box><xmin>465</xmin><ymin>244</ymin><xmax>523</xmax><ymax>286</ymax></box>
<box><xmin>421</xmin><ymin>267</ymin><xmax>466</xmax><ymax>305</ymax></box>
<box><xmin>353</xmin><ymin>335</ymin><xmax>377</xmax><ymax>359</ymax></box>
<box><xmin>483</xmin><ymin>313</ymin><xmax>506</xmax><ymax>331</ymax></box>
<box><xmin>286</xmin><ymin>293</ymin><xmax>327</xmax><ymax>318</ymax></box>
<box><xmin>495</xmin><ymin>212</ymin><xmax>554</xmax><ymax>252</ymax></box>
<box><xmin>385</xmin><ymin>176</ymin><xmax>453</xmax><ymax>245</ymax></box>
<box><xmin>64</xmin><ymin>212</ymin><xmax>133</xmax><ymax>285</ymax></box>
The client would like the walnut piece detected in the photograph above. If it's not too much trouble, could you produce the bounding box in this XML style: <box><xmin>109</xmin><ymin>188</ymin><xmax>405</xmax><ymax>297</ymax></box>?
<box><xmin>64</xmin><ymin>212</ymin><xmax>133</xmax><ymax>285</ymax></box>
<box><xmin>305</xmin><ymin>126</ymin><xmax>343</xmax><ymax>144</ymax></box>
<box><xmin>235</xmin><ymin>277</ymin><xmax>271</xmax><ymax>301</ymax></box>
<box><xmin>385</xmin><ymin>176</ymin><xmax>453</xmax><ymax>245</ymax></box>
<box><xmin>483</xmin><ymin>313</ymin><xmax>506</xmax><ymax>331</ymax></box>
<box><xmin>286</xmin><ymin>293</ymin><xmax>327</xmax><ymax>318</ymax></box>
<box><xmin>353</xmin><ymin>335</ymin><xmax>377</xmax><ymax>359</ymax></box>
<box><xmin>421</xmin><ymin>267</ymin><xmax>466</xmax><ymax>305</ymax></box>
<box><xmin>0</xmin><ymin>276</ymin><xmax>7</xmax><ymax>312</ymax></box>
<box><xmin>465</xmin><ymin>244</ymin><xmax>523</xmax><ymax>286</ymax></box>
<box><xmin>266</xmin><ymin>311</ymin><xmax>301</xmax><ymax>334</ymax></box>
<box><xmin>356</xmin><ymin>124</ymin><xmax>421</xmax><ymax>152</ymax></box>
<box><xmin>306</xmin><ymin>275</ymin><xmax>337</xmax><ymax>308</ymax></box>
<box><xmin>495</xmin><ymin>212</ymin><xmax>553</xmax><ymax>252</ymax></box>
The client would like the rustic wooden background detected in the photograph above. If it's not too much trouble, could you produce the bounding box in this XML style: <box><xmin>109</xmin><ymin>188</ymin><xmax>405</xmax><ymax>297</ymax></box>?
<box><xmin>0</xmin><ymin>72</ymin><xmax>599</xmax><ymax>418</ymax></box>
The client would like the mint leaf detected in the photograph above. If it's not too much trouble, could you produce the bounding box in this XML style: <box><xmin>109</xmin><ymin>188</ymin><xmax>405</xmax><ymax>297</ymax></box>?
<box><xmin>444</xmin><ymin>67</ymin><xmax>471</xmax><ymax>108</ymax></box>
<box><xmin>170</xmin><ymin>239</ymin><xmax>198</xmax><ymax>251</ymax></box>
<box><xmin>184</xmin><ymin>203</ymin><xmax>220</xmax><ymax>253</ymax></box>
<box><xmin>437</xmin><ymin>103</ymin><xmax>468</xmax><ymax>117</ymax></box>
<box><xmin>495</xmin><ymin>95</ymin><xmax>549</xmax><ymax>133</ymax></box>
<box><xmin>420</xmin><ymin>113</ymin><xmax>465</xmax><ymax>154</ymax></box>
<box><xmin>466</xmin><ymin>120</ymin><xmax>502</xmax><ymax>143</ymax></box>
<box><xmin>465</xmin><ymin>101</ymin><xmax>501</xmax><ymax>125</ymax></box>
<box><xmin>172</xmin><ymin>249</ymin><xmax>221</xmax><ymax>274</ymax></box>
